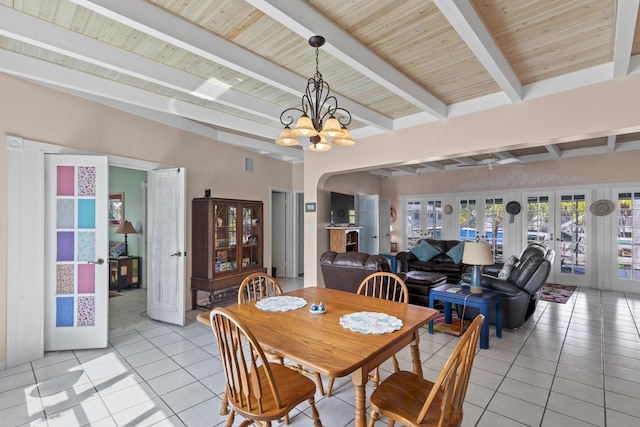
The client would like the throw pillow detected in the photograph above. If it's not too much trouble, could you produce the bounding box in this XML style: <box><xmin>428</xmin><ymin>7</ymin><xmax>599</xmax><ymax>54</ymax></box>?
<box><xmin>445</xmin><ymin>241</ymin><xmax>465</xmax><ymax>264</ymax></box>
<box><xmin>410</xmin><ymin>240</ymin><xmax>442</xmax><ymax>262</ymax></box>
<box><xmin>498</xmin><ymin>254</ymin><xmax>519</xmax><ymax>279</ymax></box>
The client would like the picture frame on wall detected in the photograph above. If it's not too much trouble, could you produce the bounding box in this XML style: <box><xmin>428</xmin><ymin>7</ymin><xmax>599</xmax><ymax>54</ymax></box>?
<box><xmin>305</xmin><ymin>202</ymin><xmax>316</xmax><ymax>212</ymax></box>
<box><xmin>108</xmin><ymin>193</ymin><xmax>124</xmax><ymax>226</ymax></box>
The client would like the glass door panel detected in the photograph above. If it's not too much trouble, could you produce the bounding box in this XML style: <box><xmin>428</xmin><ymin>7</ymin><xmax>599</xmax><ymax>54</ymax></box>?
<box><xmin>406</xmin><ymin>201</ymin><xmax>421</xmax><ymax>248</ymax></box>
<box><xmin>612</xmin><ymin>191</ymin><xmax>640</xmax><ymax>292</ymax></box>
<box><xmin>214</xmin><ymin>204</ymin><xmax>238</xmax><ymax>273</ymax></box>
<box><xmin>555</xmin><ymin>192</ymin><xmax>589</xmax><ymax>286</ymax></box>
<box><xmin>484</xmin><ymin>197</ymin><xmax>504</xmax><ymax>262</ymax></box>
<box><xmin>404</xmin><ymin>199</ymin><xmax>444</xmax><ymax>248</ymax></box>
<box><xmin>559</xmin><ymin>194</ymin><xmax>586</xmax><ymax>275</ymax></box>
<box><xmin>459</xmin><ymin>199</ymin><xmax>477</xmax><ymax>241</ymax></box>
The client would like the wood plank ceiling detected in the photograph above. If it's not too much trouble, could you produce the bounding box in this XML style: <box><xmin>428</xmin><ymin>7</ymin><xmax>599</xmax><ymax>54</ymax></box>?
<box><xmin>1</xmin><ymin>0</ymin><xmax>640</xmax><ymax>175</ymax></box>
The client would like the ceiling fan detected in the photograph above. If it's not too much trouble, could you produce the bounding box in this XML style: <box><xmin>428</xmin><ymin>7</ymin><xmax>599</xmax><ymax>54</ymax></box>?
<box><xmin>456</xmin><ymin>154</ymin><xmax>520</xmax><ymax>170</ymax></box>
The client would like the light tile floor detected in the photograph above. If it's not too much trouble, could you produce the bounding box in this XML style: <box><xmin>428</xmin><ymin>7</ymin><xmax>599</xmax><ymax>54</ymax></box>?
<box><xmin>2</xmin><ymin>279</ymin><xmax>640</xmax><ymax>426</ymax></box>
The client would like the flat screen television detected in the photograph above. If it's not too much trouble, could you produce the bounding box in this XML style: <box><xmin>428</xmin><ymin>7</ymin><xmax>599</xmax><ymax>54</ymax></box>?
<box><xmin>330</xmin><ymin>192</ymin><xmax>355</xmax><ymax>225</ymax></box>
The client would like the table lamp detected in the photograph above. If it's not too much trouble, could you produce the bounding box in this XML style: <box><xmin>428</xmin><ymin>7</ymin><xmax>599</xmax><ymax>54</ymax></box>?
<box><xmin>462</xmin><ymin>240</ymin><xmax>494</xmax><ymax>294</ymax></box>
<box><xmin>115</xmin><ymin>220</ymin><xmax>137</xmax><ymax>257</ymax></box>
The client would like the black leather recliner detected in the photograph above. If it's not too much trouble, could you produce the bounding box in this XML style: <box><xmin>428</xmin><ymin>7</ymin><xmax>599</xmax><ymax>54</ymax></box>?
<box><xmin>459</xmin><ymin>242</ymin><xmax>555</xmax><ymax>329</ymax></box>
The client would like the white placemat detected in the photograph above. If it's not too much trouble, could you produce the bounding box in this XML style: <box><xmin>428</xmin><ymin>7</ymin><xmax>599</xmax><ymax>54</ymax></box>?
<box><xmin>255</xmin><ymin>296</ymin><xmax>307</xmax><ymax>312</ymax></box>
<box><xmin>339</xmin><ymin>312</ymin><xmax>403</xmax><ymax>334</ymax></box>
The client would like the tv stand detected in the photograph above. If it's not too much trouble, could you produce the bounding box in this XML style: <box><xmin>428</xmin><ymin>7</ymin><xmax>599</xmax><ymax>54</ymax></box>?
<box><xmin>327</xmin><ymin>226</ymin><xmax>360</xmax><ymax>253</ymax></box>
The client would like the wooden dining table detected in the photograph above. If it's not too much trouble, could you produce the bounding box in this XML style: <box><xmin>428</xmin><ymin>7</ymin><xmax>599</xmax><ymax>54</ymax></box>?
<box><xmin>196</xmin><ymin>286</ymin><xmax>439</xmax><ymax>427</ymax></box>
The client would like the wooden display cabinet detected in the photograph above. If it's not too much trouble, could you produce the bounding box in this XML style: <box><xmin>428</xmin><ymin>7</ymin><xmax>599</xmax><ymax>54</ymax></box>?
<box><xmin>328</xmin><ymin>227</ymin><xmax>360</xmax><ymax>253</ymax></box>
<box><xmin>191</xmin><ymin>197</ymin><xmax>265</xmax><ymax>309</ymax></box>
<box><xmin>109</xmin><ymin>256</ymin><xmax>141</xmax><ymax>292</ymax></box>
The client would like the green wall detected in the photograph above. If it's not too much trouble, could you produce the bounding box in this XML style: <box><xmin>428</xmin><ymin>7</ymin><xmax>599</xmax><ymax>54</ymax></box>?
<box><xmin>108</xmin><ymin>166</ymin><xmax>147</xmax><ymax>257</ymax></box>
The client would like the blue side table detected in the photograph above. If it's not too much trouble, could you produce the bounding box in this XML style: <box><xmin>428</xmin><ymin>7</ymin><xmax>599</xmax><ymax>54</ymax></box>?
<box><xmin>428</xmin><ymin>283</ymin><xmax>502</xmax><ymax>349</ymax></box>
<box><xmin>380</xmin><ymin>252</ymin><xmax>398</xmax><ymax>273</ymax></box>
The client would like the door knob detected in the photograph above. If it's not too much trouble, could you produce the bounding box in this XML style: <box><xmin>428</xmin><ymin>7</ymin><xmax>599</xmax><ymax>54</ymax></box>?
<box><xmin>88</xmin><ymin>258</ymin><xmax>104</xmax><ymax>265</ymax></box>
<box><xmin>171</xmin><ymin>252</ymin><xmax>182</xmax><ymax>257</ymax></box>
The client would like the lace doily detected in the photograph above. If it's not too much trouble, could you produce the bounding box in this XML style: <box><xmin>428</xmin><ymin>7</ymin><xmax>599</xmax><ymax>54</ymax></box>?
<box><xmin>339</xmin><ymin>312</ymin><xmax>403</xmax><ymax>334</ymax></box>
<box><xmin>255</xmin><ymin>296</ymin><xmax>307</xmax><ymax>312</ymax></box>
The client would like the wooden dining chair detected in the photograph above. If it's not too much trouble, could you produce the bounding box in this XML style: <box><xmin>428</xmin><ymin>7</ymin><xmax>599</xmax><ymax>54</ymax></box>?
<box><xmin>237</xmin><ymin>272</ymin><xmax>284</xmax><ymax>304</ymax></box>
<box><xmin>209</xmin><ymin>308</ymin><xmax>322</xmax><ymax>427</ymax></box>
<box><xmin>367</xmin><ymin>314</ymin><xmax>485</xmax><ymax>427</ymax></box>
<box><xmin>358</xmin><ymin>272</ymin><xmax>409</xmax><ymax>387</ymax></box>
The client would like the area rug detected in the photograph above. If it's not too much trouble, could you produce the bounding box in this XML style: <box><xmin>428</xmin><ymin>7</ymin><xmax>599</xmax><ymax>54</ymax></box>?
<box><xmin>109</xmin><ymin>291</ymin><xmax>122</xmax><ymax>298</ymax></box>
<box><xmin>428</xmin><ymin>312</ymin><xmax>471</xmax><ymax>337</ymax></box>
<box><xmin>540</xmin><ymin>284</ymin><xmax>576</xmax><ymax>304</ymax></box>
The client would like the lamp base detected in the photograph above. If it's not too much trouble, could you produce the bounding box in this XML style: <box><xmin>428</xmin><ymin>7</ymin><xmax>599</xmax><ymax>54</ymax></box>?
<box><xmin>470</xmin><ymin>264</ymin><xmax>483</xmax><ymax>294</ymax></box>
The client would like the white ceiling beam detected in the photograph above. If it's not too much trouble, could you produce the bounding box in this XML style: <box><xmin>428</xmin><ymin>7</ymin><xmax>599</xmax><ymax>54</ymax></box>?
<box><xmin>0</xmin><ymin>7</ymin><xmax>283</xmax><ymax>123</ymax></box>
<box><xmin>454</xmin><ymin>157</ymin><xmax>477</xmax><ymax>166</ymax></box>
<box><xmin>245</xmin><ymin>0</ymin><xmax>447</xmax><ymax>119</ymax></box>
<box><xmin>0</xmin><ymin>50</ymin><xmax>308</xmax><ymax>157</ymax></box>
<box><xmin>421</xmin><ymin>162</ymin><xmax>446</xmax><ymax>171</ymax></box>
<box><xmin>545</xmin><ymin>144</ymin><xmax>561</xmax><ymax>158</ymax></box>
<box><xmin>434</xmin><ymin>0</ymin><xmax>522</xmax><ymax>102</ymax></box>
<box><xmin>70</xmin><ymin>0</ymin><xmax>392</xmax><ymax>131</ymax></box>
<box><xmin>613</xmin><ymin>0</ymin><xmax>640</xmax><ymax>78</ymax></box>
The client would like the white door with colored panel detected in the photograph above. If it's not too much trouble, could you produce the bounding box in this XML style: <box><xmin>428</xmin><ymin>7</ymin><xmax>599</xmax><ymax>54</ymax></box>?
<box><xmin>44</xmin><ymin>155</ymin><xmax>109</xmax><ymax>351</ymax></box>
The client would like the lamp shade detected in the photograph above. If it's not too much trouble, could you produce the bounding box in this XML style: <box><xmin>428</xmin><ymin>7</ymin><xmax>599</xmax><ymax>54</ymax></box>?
<box><xmin>291</xmin><ymin>115</ymin><xmax>318</xmax><ymax>137</ymax></box>
<box><xmin>275</xmin><ymin>126</ymin><xmax>299</xmax><ymax>146</ymax></box>
<box><xmin>116</xmin><ymin>220</ymin><xmax>137</xmax><ymax>235</ymax></box>
<box><xmin>462</xmin><ymin>241</ymin><xmax>493</xmax><ymax>265</ymax></box>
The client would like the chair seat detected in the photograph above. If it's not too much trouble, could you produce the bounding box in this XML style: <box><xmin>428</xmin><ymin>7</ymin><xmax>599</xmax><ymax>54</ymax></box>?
<box><xmin>232</xmin><ymin>363</ymin><xmax>317</xmax><ymax>421</ymax></box>
<box><xmin>370</xmin><ymin>371</ymin><xmax>446</xmax><ymax>426</ymax></box>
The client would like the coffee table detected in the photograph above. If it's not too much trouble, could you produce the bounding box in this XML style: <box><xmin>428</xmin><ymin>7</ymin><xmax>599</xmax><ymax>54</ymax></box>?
<box><xmin>428</xmin><ymin>283</ymin><xmax>501</xmax><ymax>349</ymax></box>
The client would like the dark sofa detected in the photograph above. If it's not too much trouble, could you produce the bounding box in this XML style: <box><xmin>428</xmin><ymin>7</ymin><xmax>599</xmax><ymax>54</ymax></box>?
<box><xmin>396</xmin><ymin>238</ymin><xmax>470</xmax><ymax>282</ymax></box>
<box><xmin>319</xmin><ymin>251</ymin><xmax>391</xmax><ymax>294</ymax></box>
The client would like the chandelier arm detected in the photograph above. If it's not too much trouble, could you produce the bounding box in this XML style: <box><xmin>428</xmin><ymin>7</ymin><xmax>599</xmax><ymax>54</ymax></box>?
<box><xmin>279</xmin><ymin>107</ymin><xmax>305</xmax><ymax>127</ymax></box>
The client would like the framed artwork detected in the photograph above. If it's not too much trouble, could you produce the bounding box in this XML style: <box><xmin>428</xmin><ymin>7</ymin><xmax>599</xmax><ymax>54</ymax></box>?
<box><xmin>305</xmin><ymin>202</ymin><xmax>316</xmax><ymax>212</ymax></box>
<box><xmin>108</xmin><ymin>193</ymin><xmax>124</xmax><ymax>226</ymax></box>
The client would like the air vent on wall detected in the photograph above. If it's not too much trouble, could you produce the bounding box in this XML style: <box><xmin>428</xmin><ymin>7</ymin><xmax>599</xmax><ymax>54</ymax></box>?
<box><xmin>244</xmin><ymin>157</ymin><xmax>254</xmax><ymax>173</ymax></box>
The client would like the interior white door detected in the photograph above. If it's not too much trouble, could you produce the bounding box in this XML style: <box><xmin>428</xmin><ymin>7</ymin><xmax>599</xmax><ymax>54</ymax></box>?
<box><xmin>379</xmin><ymin>198</ymin><xmax>391</xmax><ymax>253</ymax></box>
<box><xmin>358</xmin><ymin>194</ymin><xmax>379</xmax><ymax>254</ymax></box>
<box><xmin>44</xmin><ymin>155</ymin><xmax>109</xmax><ymax>351</ymax></box>
<box><xmin>147</xmin><ymin>168</ymin><xmax>186</xmax><ymax>325</ymax></box>
<box><xmin>271</xmin><ymin>191</ymin><xmax>286</xmax><ymax>277</ymax></box>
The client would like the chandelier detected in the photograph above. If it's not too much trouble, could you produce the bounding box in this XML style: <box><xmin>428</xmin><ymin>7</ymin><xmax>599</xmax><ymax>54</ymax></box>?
<box><xmin>276</xmin><ymin>35</ymin><xmax>355</xmax><ymax>152</ymax></box>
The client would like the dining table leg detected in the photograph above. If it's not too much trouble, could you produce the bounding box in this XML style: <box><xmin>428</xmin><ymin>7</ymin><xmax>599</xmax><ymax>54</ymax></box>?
<box><xmin>410</xmin><ymin>330</ymin><xmax>423</xmax><ymax>377</ymax></box>
<box><xmin>351</xmin><ymin>367</ymin><xmax>369</xmax><ymax>427</ymax></box>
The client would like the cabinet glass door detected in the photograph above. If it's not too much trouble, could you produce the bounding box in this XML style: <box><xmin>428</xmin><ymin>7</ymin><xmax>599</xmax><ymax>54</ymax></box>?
<box><xmin>215</xmin><ymin>204</ymin><xmax>238</xmax><ymax>273</ymax></box>
<box><xmin>242</xmin><ymin>205</ymin><xmax>262</xmax><ymax>268</ymax></box>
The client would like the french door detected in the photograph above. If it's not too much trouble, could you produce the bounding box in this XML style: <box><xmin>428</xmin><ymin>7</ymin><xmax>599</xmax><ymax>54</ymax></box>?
<box><xmin>524</xmin><ymin>191</ymin><xmax>590</xmax><ymax>286</ymax></box>
<box><xmin>45</xmin><ymin>155</ymin><xmax>109</xmax><ymax>351</ymax></box>
<box><xmin>610</xmin><ymin>188</ymin><xmax>640</xmax><ymax>293</ymax></box>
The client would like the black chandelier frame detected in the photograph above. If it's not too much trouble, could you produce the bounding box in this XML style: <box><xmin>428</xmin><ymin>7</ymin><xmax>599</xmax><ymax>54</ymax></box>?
<box><xmin>279</xmin><ymin>35</ymin><xmax>352</xmax><ymax>145</ymax></box>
